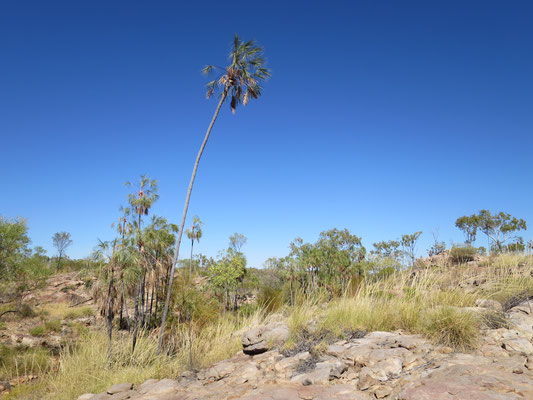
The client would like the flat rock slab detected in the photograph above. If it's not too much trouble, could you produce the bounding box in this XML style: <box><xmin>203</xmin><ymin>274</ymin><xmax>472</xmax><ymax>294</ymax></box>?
<box><xmin>399</xmin><ymin>361</ymin><xmax>533</xmax><ymax>400</ymax></box>
<box><xmin>107</xmin><ymin>383</ymin><xmax>134</xmax><ymax>394</ymax></box>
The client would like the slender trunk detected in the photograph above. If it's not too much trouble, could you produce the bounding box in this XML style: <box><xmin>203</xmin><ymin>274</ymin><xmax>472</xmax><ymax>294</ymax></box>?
<box><xmin>148</xmin><ymin>282</ymin><xmax>155</xmax><ymax>328</ymax></box>
<box><xmin>290</xmin><ymin>278</ymin><xmax>293</xmax><ymax>307</ymax></box>
<box><xmin>132</xmin><ymin>279</ymin><xmax>142</xmax><ymax>353</ymax></box>
<box><xmin>190</xmin><ymin>240</ymin><xmax>194</xmax><ymax>275</ymax></box>
<box><xmin>107</xmin><ymin>247</ymin><xmax>116</xmax><ymax>368</ymax></box>
<box><xmin>158</xmin><ymin>89</ymin><xmax>228</xmax><ymax>354</ymax></box>
<box><xmin>121</xmin><ymin>281</ymin><xmax>130</xmax><ymax>330</ymax></box>
<box><xmin>107</xmin><ymin>282</ymin><xmax>114</xmax><ymax>368</ymax></box>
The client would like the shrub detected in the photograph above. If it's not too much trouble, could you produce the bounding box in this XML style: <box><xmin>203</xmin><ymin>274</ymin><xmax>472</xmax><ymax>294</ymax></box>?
<box><xmin>450</xmin><ymin>246</ymin><xmax>478</xmax><ymax>263</ymax></box>
<box><xmin>29</xmin><ymin>325</ymin><xmax>45</xmax><ymax>337</ymax></box>
<box><xmin>44</xmin><ymin>319</ymin><xmax>62</xmax><ymax>333</ymax></box>
<box><xmin>480</xmin><ymin>311</ymin><xmax>510</xmax><ymax>329</ymax></box>
<box><xmin>0</xmin><ymin>344</ymin><xmax>52</xmax><ymax>381</ymax></box>
<box><xmin>423</xmin><ymin>307</ymin><xmax>479</xmax><ymax>350</ymax></box>
<box><xmin>20</xmin><ymin>304</ymin><xmax>36</xmax><ymax>318</ymax></box>
<box><xmin>257</xmin><ymin>285</ymin><xmax>284</xmax><ymax>313</ymax></box>
<box><xmin>64</xmin><ymin>306</ymin><xmax>95</xmax><ymax>320</ymax></box>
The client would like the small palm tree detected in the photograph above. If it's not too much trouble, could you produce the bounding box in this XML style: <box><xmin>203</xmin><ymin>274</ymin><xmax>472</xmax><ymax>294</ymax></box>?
<box><xmin>158</xmin><ymin>35</ymin><xmax>270</xmax><ymax>353</ymax></box>
<box><xmin>185</xmin><ymin>216</ymin><xmax>203</xmax><ymax>274</ymax></box>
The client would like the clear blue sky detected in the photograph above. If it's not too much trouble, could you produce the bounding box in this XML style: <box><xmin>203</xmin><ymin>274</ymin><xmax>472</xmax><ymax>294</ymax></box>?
<box><xmin>1</xmin><ymin>1</ymin><xmax>532</xmax><ymax>267</ymax></box>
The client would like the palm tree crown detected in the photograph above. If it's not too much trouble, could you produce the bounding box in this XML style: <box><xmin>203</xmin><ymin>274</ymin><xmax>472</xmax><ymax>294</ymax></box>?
<box><xmin>203</xmin><ymin>34</ymin><xmax>270</xmax><ymax>113</ymax></box>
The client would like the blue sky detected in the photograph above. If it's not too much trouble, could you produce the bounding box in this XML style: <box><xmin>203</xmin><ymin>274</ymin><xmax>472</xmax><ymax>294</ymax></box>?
<box><xmin>1</xmin><ymin>1</ymin><xmax>532</xmax><ymax>267</ymax></box>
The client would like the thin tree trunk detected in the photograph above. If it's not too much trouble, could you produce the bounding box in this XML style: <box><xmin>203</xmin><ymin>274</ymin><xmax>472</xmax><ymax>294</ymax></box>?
<box><xmin>190</xmin><ymin>240</ymin><xmax>194</xmax><ymax>275</ymax></box>
<box><xmin>157</xmin><ymin>89</ymin><xmax>228</xmax><ymax>354</ymax></box>
<box><xmin>121</xmin><ymin>281</ymin><xmax>130</xmax><ymax>330</ymax></box>
<box><xmin>132</xmin><ymin>279</ymin><xmax>142</xmax><ymax>353</ymax></box>
<box><xmin>107</xmin><ymin>271</ymin><xmax>114</xmax><ymax>368</ymax></box>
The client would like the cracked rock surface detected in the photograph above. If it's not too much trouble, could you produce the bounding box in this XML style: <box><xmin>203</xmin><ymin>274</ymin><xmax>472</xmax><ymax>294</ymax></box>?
<box><xmin>78</xmin><ymin>299</ymin><xmax>533</xmax><ymax>400</ymax></box>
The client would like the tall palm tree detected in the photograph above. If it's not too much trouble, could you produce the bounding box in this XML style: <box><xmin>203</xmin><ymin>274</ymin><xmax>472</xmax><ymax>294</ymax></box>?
<box><xmin>158</xmin><ymin>35</ymin><xmax>270</xmax><ymax>353</ymax></box>
<box><xmin>185</xmin><ymin>216</ymin><xmax>203</xmax><ymax>274</ymax></box>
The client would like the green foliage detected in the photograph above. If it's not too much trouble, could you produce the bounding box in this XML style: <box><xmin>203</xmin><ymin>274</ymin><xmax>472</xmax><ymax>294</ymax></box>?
<box><xmin>457</xmin><ymin>210</ymin><xmax>527</xmax><ymax>253</ymax></box>
<box><xmin>455</xmin><ymin>215</ymin><xmax>479</xmax><ymax>244</ymax></box>
<box><xmin>0</xmin><ymin>345</ymin><xmax>52</xmax><ymax>380</ymax></box>
<box><xmin>44</xmin><ymin>319</ymin><xmax>61</xmax><ymax>333</ymax></box>
<box><xmin>504</xmin><ymin>238</ymin><xmax>525</xmax><ymax>253</ymax></box>
<box><xmin>401</xmin><ymin>231</ymin><xmax>423</xmax><ymax>266</ymax></box>
<box><xmin>171</xmin><ymin>276</ymin><xmax>220</xmax><ymax>329</ymax></box>
<box><xmin>428</xmin><ymin>241</ymin><xmax>446</xmax><ymax>256</ymax></box>
<box><xmin>0</xmin><ymin>217</ymin><xmax>31</xmax><ymax>281</ymax></box>
<box><xmin>204</xmin><ymin>34</ymin><xmax>270</xmax><ymax>113</ymax></box>
<box><xmin>52</xmin><ymin>231</ymin><xmax>72</xmax><ymax>269</ymax></box>
<box><xmin>257</xmin><ymin>285</ymin><xmax>284</xmax><ymax>313</ymax></box>
<box><xmin>29</xmin><ymin>325</ymin><xmax>45</xmax><ymax>337</ymax></box>
<box><xmin>0</xmin><ymin>217</ymin><xmax>52</xmax><ymax>301</ymax></box>
<box><xmin>424</xmin><ymin>307</ymin><xmax>479</xmax><ymax>350</ymax></box>
<box><xmin>64</xmin><ymin>306</ymin><xmax>95</xmax><ymax>320</ymax></box>
<box><xmin>208</xmin><ymin>248</ymin><xmax>247</xmax><ymax>309</ymax></box>
<box><xmin>450</xmin><ymin>245</ymin><xmax>478</xmax><ymax>263</ymax></box>
<box><xmin>20</xmin><ymin>304</ymin><xmax>36</xmax><ymax>318</ymax></box>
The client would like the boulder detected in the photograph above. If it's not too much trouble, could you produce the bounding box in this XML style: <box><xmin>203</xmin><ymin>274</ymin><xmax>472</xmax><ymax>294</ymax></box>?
<box><xmin>475</xmin><ymin>299</ymin><xmax>503</xmax><ymax>312</ymax></box>
<box><xmin>77</xmin><ymin>395</ymin><xmax>95</xmax><ymax>400</ymax></box>
<box><xmin>107</xmin><ymin>382</ymin><xmax>133</xmax><ymax>394</ymax></box>
<box><xmin>242</xmin><ymin>322</ymin><xmax>290</xmax><ymax>355</ymax></box>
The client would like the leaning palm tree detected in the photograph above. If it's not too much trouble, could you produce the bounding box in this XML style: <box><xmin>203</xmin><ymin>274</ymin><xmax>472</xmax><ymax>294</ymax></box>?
<box><xmin>158</xmin><ymin>35</ymin><xmax>270</xmax><ymax>353</ymax></box>
<box><xmin>185</xmin><ymin>215</ymin><xmax>203</xmax><ymax>274</ymax></box>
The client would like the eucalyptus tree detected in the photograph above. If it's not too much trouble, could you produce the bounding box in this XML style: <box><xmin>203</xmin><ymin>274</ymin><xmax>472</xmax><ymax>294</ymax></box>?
<box><xmin>401</xmin><ymin>231</ymin><xmax>423</xmax><ymax>266</ymax></box>
<box><xmin>208</xmin><ymin>248</ymin><xmax>247</xmax><ymax>310</ymax></box>
<box><xmin>158</xmin><ymin>35</ymin><xmax>270</xmax><ymax>353</ymax></box>
<box><xmin>185</xmin><ymin>216</ymin><xmax>203</xmax><ymax>274</ymax></box>
<box><xmin>52</xmin><ymin>231</ymin><xmax>72</xmax><ymax>269</ymax></box>
<box><xmin>474</xmin><ymin>210</ymin><xmax>526</xmax><ymax>254</ymax></box>
<box><xmin>455</xmin><ymin>215</ymin><xmax>480</xmax><ymax>245</ymax></box>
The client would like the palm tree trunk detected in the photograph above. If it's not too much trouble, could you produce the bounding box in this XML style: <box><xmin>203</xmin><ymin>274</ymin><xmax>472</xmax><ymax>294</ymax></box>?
<box><xmin>132</xmin><ymin>279</ymin><xmax>142</xmax><ymax>353</ymax></box>
<box><xmin>121</xmin><ymin>281</ymin><xmax>130</xmax><ymax>330</ymax></box>
<box><xmin>158</xmin><ymin>89</ymin><xmax>228</xmax><ymax>354</ymax></box>
<box><xmin>107</xmin><ymin>275</ymin><xmax>114</xmax><ymax>368</ymax></box>
<box><xmin>190</xmin><ymin>239</ymin><xmax>194</xmax><ymax>275</ymax></box>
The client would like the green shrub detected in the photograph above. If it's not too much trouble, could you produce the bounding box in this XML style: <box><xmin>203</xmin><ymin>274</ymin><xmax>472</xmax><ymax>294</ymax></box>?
<box><xmin>20</xmin><ymin>303</ymin><xmax>36</xmax><ymax>318</ymax></box>
<box><xmin>64</xmin><ymin>306</ymin><xmax>95</xmax><ymax>320</ymax></box>
<box><xmin>257</xmin><ymin>285</ymin><xmax>284</xmax><ymax>312</ymax></box>
<box><xmin>0</xmin><ymin>344</ymin><xmax>52</xmax><ymax>381</ymax></box>
<box><xmin>450</xmin><ymin>246</ymin><xmax>478</xmax><ymax>263</ymax></box>
<box><xmin>44</xmin><ymin>319</ymin><xmax>61</xmax><ymax>333</ymax></box>
<box><xmin>480</xmin><ymin>311</ymin><xmax>510</xmax><ymax>329</ymax></box>
<box><xmin>423</xmin><ymin>307</ymin><xmax>479</xmax><ymax>350</ymax></box>
<box><xmin>29</xmin><ymin>325</ymin><xmax>45</xmax><ymax>337</ymax></box>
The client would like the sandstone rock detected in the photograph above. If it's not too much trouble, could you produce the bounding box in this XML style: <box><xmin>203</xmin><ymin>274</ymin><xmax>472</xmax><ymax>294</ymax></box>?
<box><xmin>358</xmin><ymin>367</ymin><xmax>385</xmax><ymax>390</ymax></box>
<box><xmin>475</xmin><ymin>299</ymin><xmax>503</xmax><ymax>311</ymax></box>
<box><xmin>111</xmin><ymin>391</ymin><xmax>136</xmax><ymax>400</ymax></box>
<box><xmin>374</xmin><ymin>385</ymin><xmax>393</xmax><ymax>398</ymax></box>
<box><xmin>274</xmin><ymin>351</ymin><xmax>309</xmax><ymax>373</ymax></box>
<box><xmin>136</xmin><ymin>379</ymin><xmax>158</xmax><ymax>393</ymax></box>
<box><xmin>77</xmin><ymin>395</ymin><xmax>95</xmax><ymax>400</ymax></box>
<box><xmin>502</xmin><ymin>338</ymin><xmax>533</xmax><ymax>354</ymax></box>
<box><xmin>135</xmin><ymin>379</ymin><xmax>179</xmax><ymax>395</ymax></box>
<box><xmin>88</xmin><ymin>393</ymin><xmax>112</xmax><ymax>400</ymax></box>
<box><xmin>508</xmin><ymin>312</ymin><xmax>533</xmax><ymax>339</ymax></box>
<box><xmin>242</xmin><ymin>322</ymin><xmax>289</xmax><ymax>355</ymax></box>
<box><xmin>199</xmin><ymin>361</ymin><xmax>235</xmax><ymax>381</ymax></box>
<box><xmin>107</xmin><ymin>382</ymin><xmax>133</xmax><ymax>394</ymax></box>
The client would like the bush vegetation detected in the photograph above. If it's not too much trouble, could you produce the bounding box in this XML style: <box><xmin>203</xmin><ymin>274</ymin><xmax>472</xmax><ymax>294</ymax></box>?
<box><xmin>450</xmin><ymin>245</ymin><xmax>478</xmax><ymax>263</ymax></box>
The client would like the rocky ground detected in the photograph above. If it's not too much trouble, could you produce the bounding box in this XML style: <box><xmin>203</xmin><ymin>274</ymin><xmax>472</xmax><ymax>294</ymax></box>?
<box><xmin>0</xmin><ymin>273</ymin><xmax>97</xmax><ymax>395</ymax></box>
<box><xmin>78</xmin><ymin>297</ymin><xmax>533</xmax><ymax>400</ymax></box>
